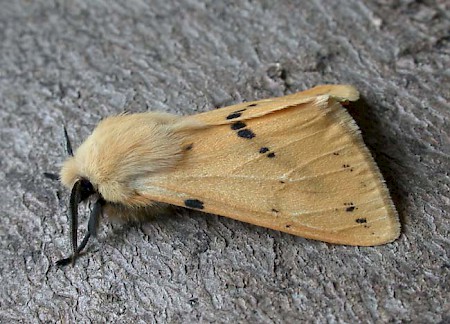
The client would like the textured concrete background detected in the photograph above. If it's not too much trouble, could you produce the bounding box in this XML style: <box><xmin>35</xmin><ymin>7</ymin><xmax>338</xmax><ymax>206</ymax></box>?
<box><xmin>0</xmin><ymin>0</ymin><xmax>449</xmax><ymax>322</ymax></box>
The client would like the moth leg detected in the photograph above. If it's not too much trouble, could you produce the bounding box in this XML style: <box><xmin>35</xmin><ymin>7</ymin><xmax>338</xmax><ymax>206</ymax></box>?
<box><xmin>88</xmin><ymin>198</ymin><xmax>102</xmax><ymax>237</ymax></box>
<box><xmin>56</xmin><ymin>199</ymin><xmax>103</xmax><ymax>267</ymax></box>
<box><xmin>55</xmin><ymin>233</ymin><xmax>91</xmax><ymax>267</ymax></box>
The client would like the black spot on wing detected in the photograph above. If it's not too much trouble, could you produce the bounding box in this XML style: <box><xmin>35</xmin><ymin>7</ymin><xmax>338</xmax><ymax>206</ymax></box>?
<box><xmin>234</xmin><ymin>108</ymin><xmax>247</xmax><ymax>113</ymax></box>
<box><xmin>226</xmin><ymin>112</ymin><xmax>242</xmax><ymax>120</ymax></box>
<box><xmin>184</xmin><ymin>199</ymin><xmax>204</xmax><ymax>210</ymax></box>
<box><xmin>247</xmin><ymin>103</ymin><xmax>257</xmax><ymax>107</ymax></box>
<box><xmin>231</xmin><ymin>121</ymin><xmax>246</xmax><ymax>130</ymax></box>
<box><xmin>346</xmin><ymin>206</ymin><xmax>356</xmax><ymax>212</ymax></box>
<box><xmin>185</xmin><ymin>143</ymin><xmax>194</xmax><ymax>151</ymax></box>
<box><xmin>355</xmin><ymin>218</ymin><xmax>367</xmax><ymax>223</ymax></box>
<box><xmin>271</xmin><ymin>208</ymin><xmax>279</xmax><ymax>213</ymax></box>
<box><xmin>258</xmin><ymin>147</ymin><xmax>276</xmax><ymax>157</ymax></box>
<box><xmin>237</xmin><ymin>129</ymin><xmax>255</xmax><ymax>139</ymax></box>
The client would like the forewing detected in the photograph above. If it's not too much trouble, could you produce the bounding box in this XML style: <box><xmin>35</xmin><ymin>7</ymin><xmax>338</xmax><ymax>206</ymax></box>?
<box><xmin>139</xmin><ymin>86</ymin><xmax>400</xmax><ymax>245</ymax></box>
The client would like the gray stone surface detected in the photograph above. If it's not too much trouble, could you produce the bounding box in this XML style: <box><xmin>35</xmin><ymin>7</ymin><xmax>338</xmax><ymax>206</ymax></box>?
<box><xmin>0</xmin><ymin>0</ymin><xmax>449</xmax><ymax>322</ymax></box>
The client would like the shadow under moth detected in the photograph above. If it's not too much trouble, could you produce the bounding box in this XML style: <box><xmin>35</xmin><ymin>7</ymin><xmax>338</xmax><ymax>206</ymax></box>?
<box><xmin>57</xmin><ymin>84</ymin><xmax>400</xmax><ymax>266</ymax></box>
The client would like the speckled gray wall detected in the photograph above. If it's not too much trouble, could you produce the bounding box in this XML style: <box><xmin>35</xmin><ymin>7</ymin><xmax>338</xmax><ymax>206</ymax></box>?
<box><xmin>0</xmin><ymin>0</ymin><xmax>449</xmax><ymax>322</ymax></box>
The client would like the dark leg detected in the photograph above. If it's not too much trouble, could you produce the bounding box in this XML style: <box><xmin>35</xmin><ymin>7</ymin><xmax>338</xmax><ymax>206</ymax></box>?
<box><xmin>55</xmin><ymin>232</ymin><xmax>91</xmax><ymax>267</ymax></box>
<box><xmin>56</xmin><ymin>198</ymin><xmax>103</xmax><ymax>267</ymax></box>
<box><xmin>69</xmin><ymin>181</ymin><xmax>82</xmax><ymax>263</ymax></box>
<box><xmin>88</xmin><ymin>200</ymin><xmax>102</xmax><ymax>237</ymax></box>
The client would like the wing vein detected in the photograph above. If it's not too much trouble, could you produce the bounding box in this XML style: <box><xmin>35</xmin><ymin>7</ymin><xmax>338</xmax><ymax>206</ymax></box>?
<box><xmin>289</xmin><ymin>161</ymin><xmax>366</xmax><ymax>181</ymax></box>
<box><xmin>282</xmin><ymin>145</ymin><xmax>354</xmax><ymax>178</ymax></box>
<box><xmin>291</xmin><ymin>198</ymin><xmax>385</xmax><ymax>216</ymax></box>
<box><xmin>227</xmin><ymin>120</ymin><xmax>343</xmax><ymax>175</ymax></box>
<box><xmin>151</xmin><ymin>160</ymin><xmax>367</xmax><ymax>183</ymax></box>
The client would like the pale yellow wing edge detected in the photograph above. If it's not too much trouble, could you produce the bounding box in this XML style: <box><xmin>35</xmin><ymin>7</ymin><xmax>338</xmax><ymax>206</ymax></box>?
<box><xmin>177</xmin><ymin>84</ymin><xmax>360</xmax><ymax>129</ymax></box>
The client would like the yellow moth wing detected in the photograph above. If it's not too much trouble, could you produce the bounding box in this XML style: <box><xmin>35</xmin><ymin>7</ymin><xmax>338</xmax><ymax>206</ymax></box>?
<box><xmin>185</xmin><ymin>84</ymin><xmax>359</xmax><ymax>127</ymax></box>
<box><xmin>137</xmin><ymin>85</ymin><xmax>400</xmax><ymax>245</ymax></box>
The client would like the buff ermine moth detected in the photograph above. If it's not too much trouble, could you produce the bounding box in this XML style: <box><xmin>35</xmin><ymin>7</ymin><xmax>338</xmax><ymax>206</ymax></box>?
<box><xmin>56</xmin><ymin>84</ymin><xmax>400</xmax><ymax>266</ymax></box>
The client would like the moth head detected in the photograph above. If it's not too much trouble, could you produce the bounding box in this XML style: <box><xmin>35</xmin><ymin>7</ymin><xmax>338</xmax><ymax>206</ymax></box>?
<box><xmin>67</xmin><ymin>177</ymin><xmax>99</xmax><ymax>228</ymax></box>
<box><xmin>60</xmin><ymin>156</ymin><xmax>81</xmax><ymax>189</ymax></box>
<box><xmin>60</xmin><ymin>113</ymin><xmax>193</xmax><ymax>206</ymax></box>
<box><xmin>74</xmin><ymin>177</ymin><xmax>96</xmax><ymax>202</ymax></box>
<box><xmin>60</xmin><ymin>157</ymin><xmax>96</xmax><ymax>199</ymax></box>
<box><xmin>59</xmin><ymin>128</ymin><xmax>136</xmax><ymax>205</ymax></box>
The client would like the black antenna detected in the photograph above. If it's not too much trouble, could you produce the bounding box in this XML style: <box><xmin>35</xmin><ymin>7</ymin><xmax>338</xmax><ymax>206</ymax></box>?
<box><xmin>63</xmin><ymin>125</ymin><xmax>73</xmax><ymax>156</ymax></box>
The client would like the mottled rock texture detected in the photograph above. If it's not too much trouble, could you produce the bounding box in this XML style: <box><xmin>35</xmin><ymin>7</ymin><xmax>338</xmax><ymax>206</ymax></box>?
<box><xmin>0</xmin><ymin>0</ymin><xmax>449</xmax><ymax>322</ymax></box>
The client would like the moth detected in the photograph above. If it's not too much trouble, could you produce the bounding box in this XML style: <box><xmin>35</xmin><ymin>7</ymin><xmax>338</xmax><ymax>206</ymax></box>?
<box><xmin>57</xmin><ymin>84</ymin><xmax>400</xmax><ymax>265</ymax></box>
